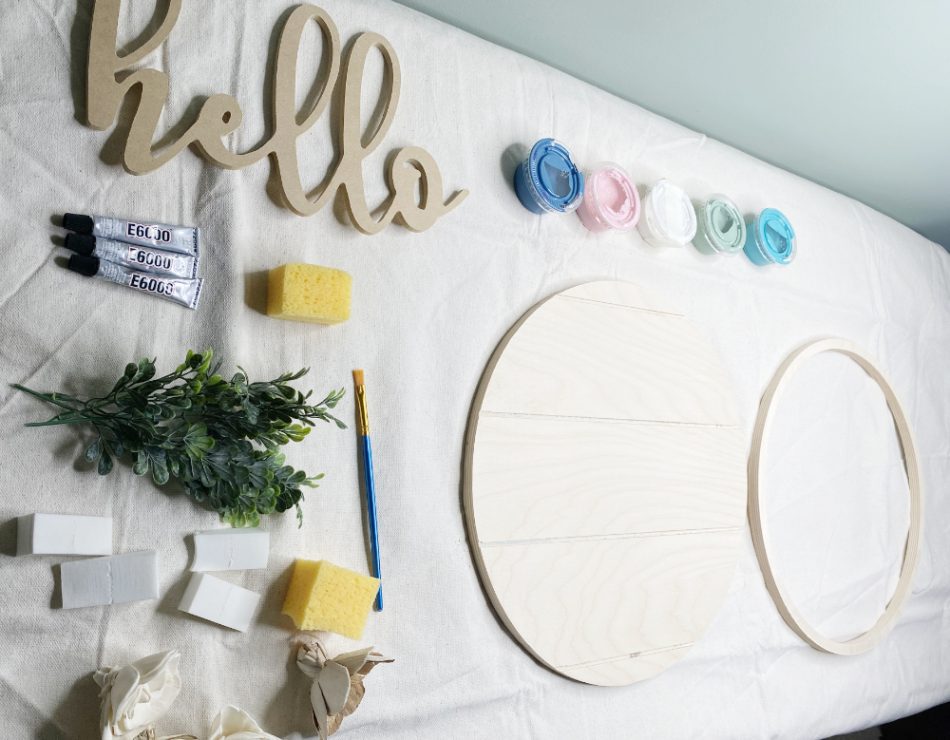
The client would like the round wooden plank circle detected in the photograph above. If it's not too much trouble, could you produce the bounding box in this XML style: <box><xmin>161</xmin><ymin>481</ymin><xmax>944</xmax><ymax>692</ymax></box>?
<box><xmin>747</xmin><ymin>338</ymin><xmax>922</xmax><ymax>655</ymax></box>
<box><xmin>463</xmin><ymin>281</ymin><xmax>747</xmax><ymax>686</ymax></box>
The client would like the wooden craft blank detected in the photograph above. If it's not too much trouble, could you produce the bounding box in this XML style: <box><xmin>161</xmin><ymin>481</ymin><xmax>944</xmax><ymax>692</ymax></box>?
<box><xmin>747</xmin><ymin>338</ymin><xmax>922</xmax><ymax>655</ymax></box>
<box><xmin>463</xmin><ymin>281</ymin><xmax>747</xmax><ymax>686</ymax></box>
<box><xmin>84</xmin><ymin>0</ymin><xmax>467</xmax><ymax>231</ymax></box>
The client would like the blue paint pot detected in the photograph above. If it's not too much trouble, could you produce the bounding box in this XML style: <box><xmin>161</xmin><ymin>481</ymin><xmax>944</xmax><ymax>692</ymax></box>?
<box><xmin>743</xmin><ymin>208</ymin><xmax>796</xmax><ymax>265</ymax></box>
<box><xmin>514</xmin><ymin>139</ymin><xmax>584</xmax><ymax>214</ymax></box>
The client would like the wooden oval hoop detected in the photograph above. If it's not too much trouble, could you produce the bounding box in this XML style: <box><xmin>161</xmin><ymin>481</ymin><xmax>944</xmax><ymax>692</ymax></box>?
<box><xmin>748</xmin><ymin>337</ymin><xmax>923</xmax><ymax>655</ymax></box>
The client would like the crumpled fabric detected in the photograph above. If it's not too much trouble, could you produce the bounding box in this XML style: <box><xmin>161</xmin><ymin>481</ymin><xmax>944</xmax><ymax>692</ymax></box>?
<box><xmin>93</xmin><ymin>650</ymin><xmax>182</xmax><ymax>740</ymax></box>
<box><xmin>0</xmin><ymin>0</ymin><xmax>949</xmax><ymax>739</ymax></box>
<box><xmin>208</xmin><ymin>706</ymin><xmax>281</xmax><ymax>740</ymax></box>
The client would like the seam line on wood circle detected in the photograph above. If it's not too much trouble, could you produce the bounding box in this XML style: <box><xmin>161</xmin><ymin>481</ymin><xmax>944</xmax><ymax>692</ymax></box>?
<box><xmin>557</xmin><ymin>293</ymin><xmax>686</xmax><ymax>317</ymax></box>
<box><xmin>479</xmin><ymin>410</ymin><xmax>737</xmax><ymax>429</ymax></box>
<box><xmin>556</xmin><ymin>642</ymin><xmax>696</xmax><ymax>669</ymax></box>
<box><xmin>479</xmin><ymin>526</ymin><xmax>743</xmax><ymax>547</ymax></box>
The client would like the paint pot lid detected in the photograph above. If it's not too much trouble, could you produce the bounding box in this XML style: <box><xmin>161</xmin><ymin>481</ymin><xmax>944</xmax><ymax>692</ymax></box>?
<box><xmin>755</xmin><ymin>208</ymin><xmax>796</xmax><ymax>264</ymax></box>
<box><xmin>65</xmin><ymin>233</ymin><xmax>97</xmax><ymax>256</ymax></box>
<box><xmin>698</xmin><ymin>195</ymin><xmax>746</xmax><ymax>253</ymax></box>
<box><xmin>644</xmin><ymin>180</ymin><xmax>696</xmax><ymax>245</ymax></box>
<box><xmin>584</xmin><ymin>164</ymin><xmax>640</xmax><ymax>230</ymax></box>
<box><xmin>67</xmin><ymin>253</ymin><xmax>100</xmax><ymax>277</ymax></box>
<box><xmin>526</xmin><ymin>139</ymin><xmax>584</xmax><ymax>213</ymax></box>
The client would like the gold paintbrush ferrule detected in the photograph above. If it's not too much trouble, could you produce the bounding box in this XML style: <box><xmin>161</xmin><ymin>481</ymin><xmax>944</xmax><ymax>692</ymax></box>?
<box><xmin>354</xmin><ymin>382</ymin><xmax>370</xmax><ymax>435</ymax></box>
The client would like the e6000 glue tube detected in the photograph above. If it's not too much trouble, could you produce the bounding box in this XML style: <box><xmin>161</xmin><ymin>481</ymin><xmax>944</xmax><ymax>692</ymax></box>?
<box><xmin>65</xmin><ymin>233</ymin><xmax>197</xmax><ymax>279</ymax></box>
<box><xmin>67</xmin><ymin>254</ymin><xmax>202</xmax><ymax>310</ymax></box>
<box><xmin>63</xmin><ymin>213</ymin><xmax>199</xmax><ymax>256</ymax></box>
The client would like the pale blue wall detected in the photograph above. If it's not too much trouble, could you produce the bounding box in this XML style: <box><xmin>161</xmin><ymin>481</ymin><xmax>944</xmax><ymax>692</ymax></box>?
<box><xmin>394</xmin><ymin>0</ymin><xmax>950</xmax><ymax>247</ymax></box>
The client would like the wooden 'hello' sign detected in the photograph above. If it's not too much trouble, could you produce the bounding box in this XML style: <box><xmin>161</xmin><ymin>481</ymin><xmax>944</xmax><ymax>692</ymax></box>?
<box><xmin>85</xmin><ymin>0</ymin><xmax>468</xmax><ymax>233</ymax></box>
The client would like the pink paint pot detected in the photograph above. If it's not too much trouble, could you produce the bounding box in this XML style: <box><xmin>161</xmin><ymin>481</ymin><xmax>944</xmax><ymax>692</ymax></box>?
<box><xmin>576</xmin><ymin>163</ymin><xmax>640</xmax><ymax>232</ymax></box>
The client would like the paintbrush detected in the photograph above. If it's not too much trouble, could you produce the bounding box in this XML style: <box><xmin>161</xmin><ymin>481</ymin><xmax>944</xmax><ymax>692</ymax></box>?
<box><xmin>353</xmin><ymin>369</ymin><xmax>383</xmax><ymax>611</ymax></box>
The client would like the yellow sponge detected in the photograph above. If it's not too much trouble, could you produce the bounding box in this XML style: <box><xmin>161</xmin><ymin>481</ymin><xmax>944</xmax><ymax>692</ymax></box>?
<box><xmin>282</xmin><ymin>559</ymin><xmax>379</xmax><ymax>638</ymax></box>
<box><xmin>267</xmin><ymin>263</ymin><xmax>351</xmax><ymax>324</ymax></box>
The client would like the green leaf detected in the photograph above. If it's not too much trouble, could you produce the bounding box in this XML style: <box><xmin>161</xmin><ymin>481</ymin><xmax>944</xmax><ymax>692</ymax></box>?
<box><xmin>97</xmin><ymin>452</ymin><xmax>113</xmax><ymax>475</ymax></box>
<box><xmin>137</xmin><ymin>358</ymin><xmax>156</xmax><ymax>382</ymax></box>
<box><xmin>196</xmin><ymin>349</ymin><xmax>213</xmax><ymax>374</ymax></box>
<box><xmin>133</xmin><ymin>450</ymin><xmax>149</xmax><ymax>476</ymax></box>
<box><xmin>84</xmin><ymin>438</ymin><xmax>102</xmax><ymax>463</ymax></box>
<box><xmin>151</xmin><ymin>459</ymin><xmax>169</xmax><ymax>485</ymax></box>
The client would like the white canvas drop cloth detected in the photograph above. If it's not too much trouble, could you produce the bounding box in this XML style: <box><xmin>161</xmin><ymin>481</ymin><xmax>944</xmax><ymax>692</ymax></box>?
<box><xmin>0</xmin><ymin>1</ymin><xmax>948</xmax><ymax>738</ymax></box>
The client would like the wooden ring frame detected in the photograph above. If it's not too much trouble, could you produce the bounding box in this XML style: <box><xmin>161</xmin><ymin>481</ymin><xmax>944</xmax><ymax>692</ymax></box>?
<box><xmin>748</xmin><ymin>338</ymin><xmax>922</xmax><ymax>655</ymax></box>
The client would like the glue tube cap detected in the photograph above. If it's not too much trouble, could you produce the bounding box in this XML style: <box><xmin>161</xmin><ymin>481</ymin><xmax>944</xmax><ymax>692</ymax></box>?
<box><xmin>64</xmin><ymin>233</ymin><xmax>96</xmax><ymax>256</ymax></box>
<box><xmin>67</xmin><ymin>253</ymin><xmax>100</xmax><ymax>277</ymax></box>
<box><xmin>63</xmin><ymin>213</ymin><xmax>94</xmax><ymax>235</ymax></box>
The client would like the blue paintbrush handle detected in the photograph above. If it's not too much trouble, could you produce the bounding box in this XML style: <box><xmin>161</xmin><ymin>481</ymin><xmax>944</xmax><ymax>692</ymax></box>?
<box><xmin>361</xmin><ymin>434</ymin><xmax>383</xmax><ymax>611</ymax></box>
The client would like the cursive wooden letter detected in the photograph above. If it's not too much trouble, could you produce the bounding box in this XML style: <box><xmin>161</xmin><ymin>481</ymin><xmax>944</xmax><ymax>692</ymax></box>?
<box><xmin>83</xmin><ymin>0</ymin><xmax>468</xmax><ymax>232</ymax></box>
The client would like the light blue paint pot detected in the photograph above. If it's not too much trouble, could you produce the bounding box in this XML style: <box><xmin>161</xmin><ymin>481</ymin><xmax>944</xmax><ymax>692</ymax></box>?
<box><xmin>514</xmin><ymin>138</ymin><xmax>584</xmax><ymax>214</ymax></box>
<box><xmin>743</xmin><ymin>208</ymin><xmax>796</xmax><ymax>265</ymax></box>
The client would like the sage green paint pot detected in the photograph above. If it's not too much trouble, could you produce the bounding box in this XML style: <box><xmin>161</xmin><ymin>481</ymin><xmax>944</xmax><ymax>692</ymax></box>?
<box><xmin>693</xmin><ymin>195</ymin><xmax>746</xmax><ymax>255</ymax></box>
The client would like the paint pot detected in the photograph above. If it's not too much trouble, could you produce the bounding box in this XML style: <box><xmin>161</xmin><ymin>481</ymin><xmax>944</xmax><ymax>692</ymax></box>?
<box><xmin>693</xmin><ymin>195</ymin><xmax>746</xmax><ymax>255</ymax></box>
<box><xmin>637</xmin><ymin>180</ymin><xmax>697</xmax><ymax>247</ymax></box>
<box><xmin>513</xmin><ymin>139</ymin><xmax>584</xmax><ymax>214</ymax></box>
<box><xmin>743</xmin><ymin>208</ymin><xmax>796</xmax><ymax>265</ymax></box>
<box><xmin>576</xmin><ymin>163</ymin><xmax>640</xmax><ymax>231</ymax></box>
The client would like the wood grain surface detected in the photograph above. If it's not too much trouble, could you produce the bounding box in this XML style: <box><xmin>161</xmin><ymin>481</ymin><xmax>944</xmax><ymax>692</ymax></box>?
<box><xmin>464</xmin><ymin>281</ymin><xmax>746</xmax><ymax>686</ymax></box>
